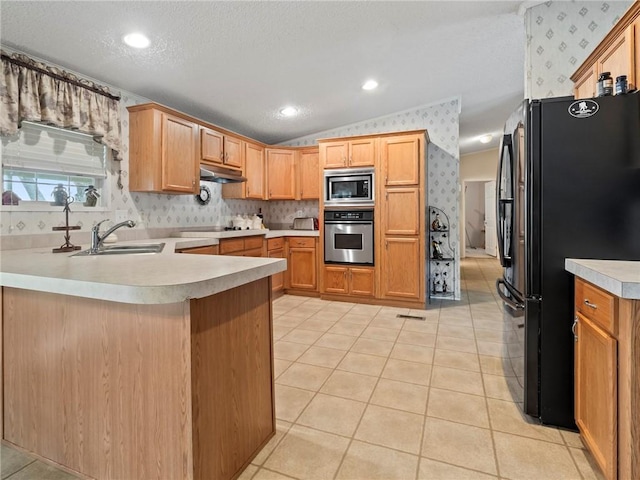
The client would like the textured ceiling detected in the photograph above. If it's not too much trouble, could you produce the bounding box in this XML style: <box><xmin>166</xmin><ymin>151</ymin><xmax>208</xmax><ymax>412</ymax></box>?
<box><xmin>1</xmin><ymin>1</ymin><xmax>527</xmax><ymax>154</ymax></box>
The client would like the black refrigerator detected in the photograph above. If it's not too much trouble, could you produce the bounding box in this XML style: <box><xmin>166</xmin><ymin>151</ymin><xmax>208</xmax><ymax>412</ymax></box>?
<box><xmin>496</xmin><ymin>92</ymin><xmax>640</xmax><ymax>429</ymax></box>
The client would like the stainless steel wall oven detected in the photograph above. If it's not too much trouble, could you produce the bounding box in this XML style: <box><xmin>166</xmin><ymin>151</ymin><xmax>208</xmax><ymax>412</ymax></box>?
<box><xmin>323</xmin><ymin>210</ymin><xmax>374</xmax><ymax>265</ymax></box>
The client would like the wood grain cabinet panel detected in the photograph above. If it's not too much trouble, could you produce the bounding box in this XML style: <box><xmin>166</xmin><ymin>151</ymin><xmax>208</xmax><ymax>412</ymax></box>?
<box><xmin>268</xmin><ymin>247</ymin><xmax>285</xmax><ymax>293</ymax></box>
<box><xmin>320</xmin><ymin>141</ymin><xmax>348</xmax><ymax>168</ymax></box>
<box><xmin>176</xmin><ymin>245</ymin><xmax>218</xmax><ymax>255</ymax></box>
<box><xmin>380</xmin><ymin>135</ymin><xmax>420</xmax><ymax>186</ymax></box>
<box><xmin>298</xmin><ymin>148</ymin><xmax>320</xmax><ymax>200</ymax></box>
<box><xmin>573</xmin><ymin>64</ymin><xmax>597</xmax><ymax>99</ymax></box>
<box><xmin>287</xmin><ymin>237</ymin><xmax>317</xmax><ymax>291</ymax></box>
<box><xmin>349</xmin><ymin>138</ymin><xmax>376</xmax><ymax>167</ymax></box>
<box><xmin>597</xmin><ymin>25</ymin><xmax>635</xmax><ymax>90</ymax></box>
<box><xmin>383</xmin><ymin>188</ymin><xmax>420</xmax><ymax>235</ymax></box>
<box><xmin>320</xmin><ymin>139</ymin><xmax>375</xmax><ymax>169</ymax></box>
<box><xmin>266</xmin><ymin>149</ymin><xmax>296</xmax><ymax>200</ymax></box>
<box><xmin>323</xmin><ymin>266</ymin><xmax>349</xmax><ymax>295</ymax></box>
<box><xmin>200</xmin><ymin>127</ymin><xmax>243</xmax><ymax>170</ymax></box>
<box><xmin>380</xmin><ymin>237</ymin><xmax>421</xmax><ymax>300</ymax></box>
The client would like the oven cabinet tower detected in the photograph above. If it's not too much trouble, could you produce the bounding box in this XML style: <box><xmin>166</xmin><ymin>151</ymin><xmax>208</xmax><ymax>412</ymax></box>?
<box><xmin>318</xmin><ymin>130</ymin><xmax>427</xmax><ymax>308</ymax></box>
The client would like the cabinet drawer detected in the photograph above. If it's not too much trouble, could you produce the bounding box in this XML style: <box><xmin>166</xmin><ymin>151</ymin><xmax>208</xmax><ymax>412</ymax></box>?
<box><xmin>289</xmin><ymin>237</ymin><xmax>315</xmax><ymax>248</ymax></box>
<box><xmin>267</xmin><ymin>237</ymin><xmax>284</xmax><ymax>251</ymax></box>
<box><xmin>176</xmin><ymin>245</ymin><xmax>217</xmax><ymax>255</ymax></box>
<box><xmin>219</xmin><ymin>238</ymin><xmax>245</xmax><ymax>254</ymax></box>
<box><xmin>575</xmin><ymin>278</ymin><xmax>617</xmax><ymax>334</ymax></box>
<box><xmin>244</xmin><ymin>236</ymin><xmax>264</xmax><ymax>250</ymax></box>
<box><xmin>243</xmin><ymin>248</ymin><xmax>264</xmax><ymax>257</ymax></box>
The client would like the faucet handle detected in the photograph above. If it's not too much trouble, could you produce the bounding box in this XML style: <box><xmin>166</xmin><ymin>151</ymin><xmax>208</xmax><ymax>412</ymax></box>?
<box><xmin>93</xmin><ymin>219</ymin><xmax>109</xmax><ymax>232</ymax></box>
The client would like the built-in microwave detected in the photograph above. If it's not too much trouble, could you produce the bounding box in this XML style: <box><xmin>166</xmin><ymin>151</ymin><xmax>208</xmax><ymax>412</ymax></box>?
<box><xmin>323</xmin><ymin>168</ymin><xmax>374</xmax><ymax>207</ymax></box>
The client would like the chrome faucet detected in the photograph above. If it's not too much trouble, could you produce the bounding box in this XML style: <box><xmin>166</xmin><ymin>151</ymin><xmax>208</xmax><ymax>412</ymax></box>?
<box><xmin>90</xmin><ymin>219</ymin><xmax>136</xmax><ymax>253</ymax></box>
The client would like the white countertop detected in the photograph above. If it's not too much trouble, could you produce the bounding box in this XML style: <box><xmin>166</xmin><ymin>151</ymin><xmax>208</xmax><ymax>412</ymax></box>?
<box><xmin>0</xmin><ymin>237</ymin><xmax>286</xmax><ymax>305</ymax></box>
<box><xmin>565</xmin><ymin>259</ymin><xmax>640</xmax><ymax>299</ymax></box>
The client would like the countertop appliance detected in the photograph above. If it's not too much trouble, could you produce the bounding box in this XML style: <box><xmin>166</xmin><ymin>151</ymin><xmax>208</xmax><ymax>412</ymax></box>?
<box><xmin>496</xmin><ymin>93</ymin><xmax>640</xmax><ymax>429</ymax></box>
<box><xmin>324</xmin><ymin>210</ymin><xmax>374</xmax><ymax>265</ymax></box>
<box><xmin>292</xmin><ymin>217</ymin><xmax>318</xmax><ymax>230</ymax></box>
<box><xmin>324</xmin><ymin>168</ymin><xmax>374</xmax><ymax>207</ymax></box>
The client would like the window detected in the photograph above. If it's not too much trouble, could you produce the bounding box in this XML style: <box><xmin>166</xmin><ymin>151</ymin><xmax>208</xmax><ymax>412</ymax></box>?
<box><xmin>1</xmin><ymin>121</ymin><xmax>107</xmax><ymax>207</ymax></box>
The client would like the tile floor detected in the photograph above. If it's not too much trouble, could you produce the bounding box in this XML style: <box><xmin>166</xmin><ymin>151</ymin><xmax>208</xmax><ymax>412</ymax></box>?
<box><xmin>1</xmin><ymin>258</ymin><xmax>604</xmax><ymax>480</ymax></box>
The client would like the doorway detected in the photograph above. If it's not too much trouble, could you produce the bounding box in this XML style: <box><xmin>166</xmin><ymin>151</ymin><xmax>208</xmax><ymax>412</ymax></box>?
<box><xmin>463</xmin><ymin>179</ymin><xmax>497</xmax><ymax>258</ymax></box>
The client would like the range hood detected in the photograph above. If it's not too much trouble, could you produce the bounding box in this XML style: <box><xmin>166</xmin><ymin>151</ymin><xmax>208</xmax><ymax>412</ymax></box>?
<box><xmin>199</xmin><ymin>164</ymin><xmax>247</xmax><ymax>184</ymax></box>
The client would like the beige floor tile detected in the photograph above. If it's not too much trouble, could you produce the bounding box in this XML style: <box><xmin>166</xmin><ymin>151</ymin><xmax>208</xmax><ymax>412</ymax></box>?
<box><xmin>560</xmin><ymin>429</ymin><xmax>585</xmax><ymax>449</ymax></box>
<box><xmin>323</xmin><ymin>301</ymin><xmax>355</xmax><ymax>313</ymax></box>
<box><xmin>296</xmin><ymin>346</ymin><xmax>346</xmax><ymax>369</ymax></box>
<box><xmin>435</xmin><ymin>335</ymin><xmax>477</xmax><ymax>353</ymax></box>
<box><xmin>336</xmin><ymin>440</ymin><xmax>419</xmax><ymax>480</ymax></box>
<box><xmin>421</xmin><ymin>417</ymin><xmax>497</xmax><ymax>475</ymax></box>
<box><xmin>402</xmin><ymin>321</ymin><xmax>439</xmax><ymax>334</ymax></box>
<box><xmin>350</xmin><ymin>337</ymin><xmax>394</xmax><ymax>357</ymax></box>
<box><xmin>314</xmin><ymin>332</ymin><xmax>357</xmax><ymax>351</ymax></box>
<box><xmin>433</xmin><ymin>349</ymin><xmax>480</xmax><ymax>372</ymax></box>
<box><xmin>252</xmin><ymin>420</ymin><xmax>293</xmax><ymax>465</ymax></box>
<box><xmin>486</xmin><ymin>398</ymin><xmax>563</xmax><ymax>444</ymax></box>
<box><xmin>284</xmin><ymin>304</ymin><xmax>323</xmax><ymax>319</ymax></box>
<box><xmin>272</xmin><ymin>325</ymin><xmax>293</xmax><ymax>341</ymax></box>
<box><xmin>369</xmin><ymin>315</ymin><xmax>405</xmax><ymax>329</ymax></box>
<box><xmin>275</xmin><ymin>385</ymin><xmax>315</xmax><ymax>422</ymax></box>
<box><xmin>439</xmin><ymin>316</ymin><xmax>474</xmax><ymax>328</ymax></box>
<box><xmin>1</xmin><ymin>444</ymin><xmax>36</xmax><ymax>479</ymax></box>
<box><xmin>418</xmin><ymin>458</ymin><xmax>498</xmax><ymax>479</ymax></box>
<box><xmin>361</xmin><ymin>325</ymin><xmax>400</xmax><ymax>341</ymax></box>
<box><xmin>473</xmin><ymin>318</ymin><xmax>510</xmax><ymax>331</ymax></box>
<box><xmin>273</xmin><ymin>358</ymin><xmax>292</xmax><ymax>379</ymax></box>
<box><xmin>274</xmin><ymin>315</ymin><xmax>306</xmax><ymax>328</ymax></box>
<box><xmin>474</xmin><ymin>327</ymin><xmax>518</xmax><ymax>343</ymax></box>
<box><xmin>382</xmin><ymin>358</ymin><xmax>432</xmax><ymax>386</ymax></box>
<box><xmin>355</xmin><ymin>404</ymin><xmax>424</xmax><ymax>454</ymax></box>
<box><xmin>273</xmin><ymin>341</ymin><xmax>310</xmax><ymax>361</ymax></box>
<box><xmin>298</xmin><ymin>317</ymin><xmax>338</xmax><ymax>332</ymax></box>
<box><xmin>476</xmin><ymin>340</ymin><xmax>509</xmax><ymax>358</ymax></box>
<box><xmin>237</xmin><ymin>464</ymin><xmax>259</xmax><ymax>479</ymax></box>
<box><xmin>438</xmin><ymin>324</ymin><xmax>476</xmax><ymax>339</ymax></box>
<box><xmin>320</xmin><ymin>370</ymin><xmax>378</xmax><ymax>402</ymax></box>
<box><xmin>370</xmin><ymin>378</ymin><xmax>429</xmax><ymax>414</ymax></box>
<box><xmin>276</xmin><ymin>363</ymin><xmax>333</xmax><ymax>391</ymax></box>
<box><xmin>430</xmin><ymin>366</ymin><xmax>484</xmax><ymax>395</ymax></box>
<box><xmin>478</xmin><ymin>355</ymin><xmax>517</xmax><ymax>376</ymax></box>
<box><xmin>339</xmin><ymin>312</ymin><xmax>373</xmax><ymax>325</ymax></box>
<box><xmin>264</xmin><ymin>425</ymin><xmax>350</xmax><ymax>480</ymax></box>
<box><xmin>350</xmin><ymin>303</ymin><xmax>382</xmax><ymax>316</ymax></box>
<box><xmin>390</xmin><ymin>343</ymin><xmax>434</xmax><ymax>364</ymax></box>
<box><xmin>327</xmin><ymin>320</ymin><xmax>367</xmax><ymax>337</ymax></box>
<box><xmin>569</xmin><ymin>447</ymin><xmax>606</xmax><ymax>480</ymax></box>
<box><xmin>427</xmin><ymin>388</ymin><xmax>490</xmax><ymax>428</ymax></box>
<box><xmin>397</xmin><ymin>330</ymin><xmax>436</xmax><ymax>347</ymax></box>
<box><xmin>252</xmin><ymin>468</ymin><xmax>297</xmax><ymax>479</ymax></box>
<box><xmin>297</xmin><ymin>393</ymin><xmax>366</xmax><ymax>437</ymax></box>
<box><xmin>1</xmin><ymin>461</ymin><xmax>81</xmax><ymax>480</ymax></box>
<box><xmin>493</xmin><ymin>432</ymin><xmax>580</xmax><ymax>480</ymax></box>
<box><xmin>337</xmin><ymin>351</ymin><xmax>387</xmax><ymax>376</ymax></box>
<box><xmin>483</xmin><ymin>373</ymin><xmax>523</xmax><ymax>402</ymax></box>
<box><xmin>280</xmin><ymin>328</ymin><xmax>324</xmax><ymax>345</ymax></box>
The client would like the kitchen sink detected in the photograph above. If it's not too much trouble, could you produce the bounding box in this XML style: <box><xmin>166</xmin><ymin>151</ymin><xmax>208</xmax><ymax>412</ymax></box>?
<box><xmin>72</xmin><ymin>243</ymin><xmax>166</xmax><ymax>256</ymax></box>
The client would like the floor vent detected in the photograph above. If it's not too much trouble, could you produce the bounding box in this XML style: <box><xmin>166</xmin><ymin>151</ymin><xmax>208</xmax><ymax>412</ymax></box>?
<box><xmin>396</xmin><ymin>314</ymin><xmax>426</xmax><ymax>321</ymax></box>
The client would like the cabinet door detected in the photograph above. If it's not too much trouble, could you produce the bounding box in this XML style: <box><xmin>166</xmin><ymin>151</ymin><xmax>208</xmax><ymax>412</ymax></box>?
<box><xmin>381</xmin><ymin>237</ymin><xmax>421</xmax><ymax>300</ymax></box>
<box><xmin>323</xmin><ymin>266</ymin><xmax>349</xmax><ymax>294</ymax></box>
<box><xmin>575</xmin><ymin>312</ymin><xmax>617</xmax><ymax>480</ymax></box>
<box><xmin>380</xmin><ymin>135</ymin><xmax>421</xmax><ymax>186</ymax></box>
<box><xmin>349</xmin><ymin>138</ymin><xmax>375</xmax><ymax>167</ymax></box>
<box><xmin>224</xmin><ymin>135</ymin><xmax>243</xmax><ymax>169</ymax></box>
<box><xmin>268</xmin><ymin>248</ymin><xmax>285</xmax><ymax>293</ymax></box>
<box><xmin>289</xmin><ymin>247</ymin><xmax>317</xmax><ymax>290</ymax></box>
<box><xmin>162</xmin><ymin>113</ymin><xmax>198</xmax><ymax>193</ymax></box>
<box><xmin>245</xmin><ymin>142</ymin><xmax>265</xmax><ymax>199</ymax></box>
<box><xmin>383</xmin><ymin>188</ymin><xmax>420</xmax><ymax>235</ymax></box>
<box><xmin>266</xmin><ymin>149</ymin><xmax>296</xmax><ymax>200</ymax></box>
<box><xmin>350</xmin><ymin>268</ymin><xmax>375</xmax><ymax>297</ymax></box>
<box><xmin>298</xmin><ymin>149</ymin><xmax>320</xmax><ymax>200</ymax></box>
<box><xmin>574</xmin><ymin>64</ymin><xmax>597</xmax><ymax>99</ymax></box>
<box><xmin>320</xmin><ymin>141</ymin><xmax>348</xmax><ymax>169</ymax></box>
<box><xmin>200</xmin><ymin>127</ymin><xmax>224</xmax><ymax>165</ymax></box>
<box><xmin>597</xmin><ymin>25</ymin><xmax>634</xmax><ymax>88</ymax></box>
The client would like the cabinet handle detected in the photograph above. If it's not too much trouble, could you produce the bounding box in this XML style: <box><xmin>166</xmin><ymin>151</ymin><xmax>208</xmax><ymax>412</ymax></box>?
<box><xmin>583</xmin><ymin>299</ymin><xmax>598</xmax><ymax>309</ymax></box>
<box><xmin>344</xmin><ymin>271</ymin><xmax>347</xmax><ymax>279</ymax></box>
<box><xmin>385</xmin><ymin>240</ymin><xmax>388</xmax><ymax>249</ymax></box>
<box><xmin>247</xmin><ymin>187</ymin><xmax>250</xmax><ymax>195</ymax></box>
<box><xmin>572</xmin><ymin>315</ymin><xmax>578</xmax><ymax>342</ymax></box>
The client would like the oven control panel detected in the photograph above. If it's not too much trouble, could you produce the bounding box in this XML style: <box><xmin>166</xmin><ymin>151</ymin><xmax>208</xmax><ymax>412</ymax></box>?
<box><xmin>324</xmin><ymin>210</ymin><xmax>374</xmax><ymax>221</ymax></box>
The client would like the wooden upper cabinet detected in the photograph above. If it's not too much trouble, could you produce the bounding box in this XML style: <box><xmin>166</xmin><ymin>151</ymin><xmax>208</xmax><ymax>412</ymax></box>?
<box><xmin>572</xmin><ymin>2</ymin><xmax>640</xmax><ymax>96</ymax></box>
<box><xmin>298</xmin><ymin>148</ymin><xmax>320</xmax><ymax>200</ymax></box>
<box><xmin>128</xmin><ymin>105</ymin><xmax>199</xmax><ymax>194</ymax></box>
<box><xmin>200</xmin><ymin>127</ymin><xmax>243</xmax><ymax>170</ymax></box>
<box><xmin>266</xmin><ymin>148</ymin><xmax>296</xmax><ymax>199</ymax></box>
<box><xmin>320</xmin><ymin>138</ymin><xmax>375</xmax><ymax>169</ymax></box>
<box><xmin>380</xmin><ymin>135</ymin><xmax>421</xmax><ymax>186</ymax></box>
<box><xmin>245</xmin><ymin>142</ymin><xmax>265</xmax><ymax>199</ymax></box>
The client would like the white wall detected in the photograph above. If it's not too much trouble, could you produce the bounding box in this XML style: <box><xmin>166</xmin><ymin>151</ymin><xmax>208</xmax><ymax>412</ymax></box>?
<box><xmin>460</xmin><ymin>148</ymin><xmax>498</xmax><ymax>256</ymax></box>
<box><xmin>464</xmin><ymin>182</ymin><xmax>485</xmax><ymax>249</ymax></box>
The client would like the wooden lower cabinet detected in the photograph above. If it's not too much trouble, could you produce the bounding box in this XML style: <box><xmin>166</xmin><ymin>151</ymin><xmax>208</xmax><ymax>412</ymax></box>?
<box><xmin>323</xmin><ymin>266</ymin><xmax>374</xmax><ymax>297</ymax></box>
<box><xmin>267</xmin><ymin>238</ymin><xmax>285</xmax><ymax>294</ymax></box>
<box><xmin>175</xmin><ymin>245</ymin><xmax>218</xmax><ymax>255</ymax></box>
<box><xmin>287</xmin><ymin>237</ymin><xmax>317</xmax><ymax>291</ymax></box>
<box><xmin>380</xmin><ymin>237</ymin><xmax>422</xmax><ymax>301</ymax></box>
<box><xmin>219</xmin><ymin>235</ymin><xmax>265</xmax><ymax>257</ymax></box>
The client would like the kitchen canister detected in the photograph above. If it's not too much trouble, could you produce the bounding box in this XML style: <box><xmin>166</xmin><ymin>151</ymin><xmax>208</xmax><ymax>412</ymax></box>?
<box><xmin>615</xmin><ymin>75</ymin><xmax>628</xmax><ymax>95</ymax></box>
<box><xmin>597</xmin><ymin>72</ymin><xmax>613</xmax><ymax>96</ymax></box>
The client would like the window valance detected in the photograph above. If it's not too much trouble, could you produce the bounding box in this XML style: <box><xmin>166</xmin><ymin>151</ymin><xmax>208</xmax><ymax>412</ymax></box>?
<box><xmin>0</xmin><ymin>49</ymin><xmax>122</xmax><ymax>160</ymax></box>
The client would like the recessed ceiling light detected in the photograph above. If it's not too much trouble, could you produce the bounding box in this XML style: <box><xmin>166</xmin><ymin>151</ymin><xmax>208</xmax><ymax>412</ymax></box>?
<box><xmin>123</xmin><ymin>33</ymin><xmax>150</xmax><ymax>49</ymax></box>
<box><xmin>279</xmin><ymin>106</ymin><xmax>298</xmax><ymax>117</ymax></box>
<box><xmin>479</xmin><ymin>134</ymin><xmax>493</xmax><ymax>144</ymax></box>
<box><xmin>362</xmin><ymin>80</ymin><xmax>378</xmax><ymax>91</ymax></box>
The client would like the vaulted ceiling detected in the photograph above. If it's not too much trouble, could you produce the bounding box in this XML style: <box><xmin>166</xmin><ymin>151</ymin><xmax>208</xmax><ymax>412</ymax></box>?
<box><xmin>1</xmin><ymin>1</ymin><xmax>527</xmax><ymax>154</ymax></box>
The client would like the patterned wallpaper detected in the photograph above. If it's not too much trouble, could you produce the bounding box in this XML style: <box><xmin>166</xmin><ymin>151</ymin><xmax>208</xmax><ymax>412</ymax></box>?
<box><xmin>281</xmin><ymin>98</ymin><xmax>462</xmax><ymax>299</ymax></box>
<box><xmin>525</xmin><ymin>0</ymin><xmax>633</xmax><ymax>99</ymax></box>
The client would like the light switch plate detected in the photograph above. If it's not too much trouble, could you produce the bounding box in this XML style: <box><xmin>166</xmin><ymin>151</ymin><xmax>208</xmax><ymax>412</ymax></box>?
<box><xmin>115</xmin><ymin>209</ymin><xmax>128</xmax><ymax>223</ymax></box>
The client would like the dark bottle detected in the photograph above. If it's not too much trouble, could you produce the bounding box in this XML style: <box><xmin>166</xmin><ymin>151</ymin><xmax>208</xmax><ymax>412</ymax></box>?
<box><xmin>597</xmin><ymin>72</ymin><xmax>613</xmax><ymax>97</ymax></box>
<box><xmin>615</xmin><ymin>75</ymin><xmax>628</xmax><ymax>95</ymax></box>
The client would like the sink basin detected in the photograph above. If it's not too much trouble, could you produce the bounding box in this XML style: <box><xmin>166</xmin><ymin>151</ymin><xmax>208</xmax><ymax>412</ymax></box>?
<box><xmin>73</xmin><ymin>243</ymin><xmax>165</xmax><ymax>256</ymax></box>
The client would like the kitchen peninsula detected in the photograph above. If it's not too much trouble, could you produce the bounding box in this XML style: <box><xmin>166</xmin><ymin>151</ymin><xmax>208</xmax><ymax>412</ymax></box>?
<box><xmin>0</xmin><ymin>243</ymin><xmax>286</xmax><ymax>480</ymax></box>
